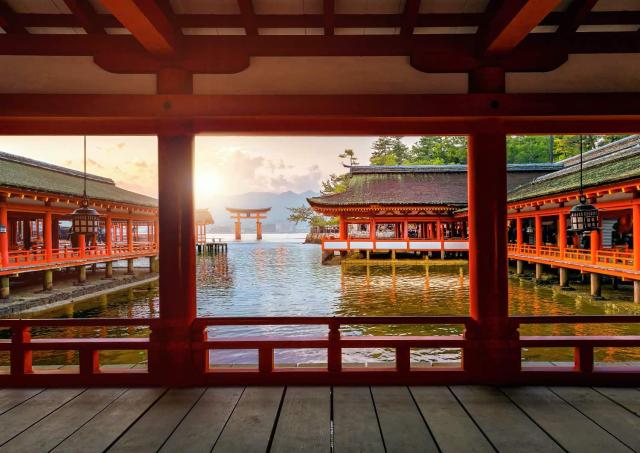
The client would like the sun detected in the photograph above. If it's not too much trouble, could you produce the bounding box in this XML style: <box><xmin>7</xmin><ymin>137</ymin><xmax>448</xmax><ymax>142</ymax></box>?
<box><xmin>195</xmin><ymin>172</ymin><xmax>225</xmax><ymax>197</ymax></box>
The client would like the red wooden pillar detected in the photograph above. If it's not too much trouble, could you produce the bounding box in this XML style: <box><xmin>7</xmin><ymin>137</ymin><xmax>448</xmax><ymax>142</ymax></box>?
<box><xmin>534</xmin><ymin>214</ymin><xmax>543</xmax><ymax>254</ymax></box>
<box><xmin>0</xmin><ymin>200</ymin><xmax>8</xmax><ymax>267</ymax></box>
<box><xmin>78</xmin><ymin>234</ymin><xmax>86</xmax><ymax>258</ymax></box>
<box><xmin>105</xmin><ymin>214</ymin><xmax>112</xmax><ymax>254</ymax></box>
<box><xmin>590</xmin><ymin>229</ymin><xmax>600</xmax><ymax>264</ymax></box>
<box><xmin>339</xmin><ymin>215</ymin><xmax>347</xmax><ymax>240</ymax></box>
<box><xmin>127</xmin><ymin>218</ymin><xmax>133</xmax><ymax>252</ymax></box>
<box><xmin>632</xmin><ymin>201</ymin><xmax>640</xmax><ymax>271</ymax></box>
<box><xmin>465</xmin><ymin>125</ymin><xmax>519</xmax><ymax>383</ymax></box>
<box><xmin>234</xmin><ymin>214</ymin><xmax>241</xmax><ymax>240</ymax></box>
<box><xmin>256</xmin><ymin>219</ymin><xmax>262</xmax><ymax>240</ymax></box>
<box><xmin>558</xmin><ymin>211</ymin><xmax>567</xmax><ymax>258</ymax></box>
<box><xmin>152</xmin><ymin>133</ymin><xmax>198</xmax><ymax>384</ymax></box>
<box><xmin>515</xmin><ymin>217</ymin><xmax>523</xmax><ymax>252</ymax></box>
<box><xmin>44</xmin><ymin>210</ymin><xmax>52</xmax><ymax>260</ymax></box>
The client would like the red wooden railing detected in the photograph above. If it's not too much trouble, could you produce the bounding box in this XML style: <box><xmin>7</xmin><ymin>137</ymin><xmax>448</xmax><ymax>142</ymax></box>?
<box><xmin>2</xmin><ymin>242</ymin><xmax>157</xmax><ymax>271</ymax></box>
<box><xmin>1</xmin><ymin>315</ymin><xmax>638</xmax><ymax>386</ymax></box>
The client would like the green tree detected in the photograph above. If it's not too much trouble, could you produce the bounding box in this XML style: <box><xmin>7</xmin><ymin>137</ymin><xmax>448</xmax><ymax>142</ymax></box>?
<box><xmin>339</xmin><ymin>149</ymin><xmax>359</xmax><ymax>166</ymax></box>
<box><xmin>407</xmin><ymin>136</ymin><xmax>467</xmax><ymax>164</ymax></box>
<box><xmin>369</xmin><ymin>136</ymin><xmax>410</xmax><ymax>165</ymax></box>
<box><xmin>287</xmin><ymin>205</ymin><xmax>336</xmax><ymax>227</ymax></box>
<box><xmin>506</xmin><ymin>135</ymin><xmax>553</xmax><ymax>163</ymax></box>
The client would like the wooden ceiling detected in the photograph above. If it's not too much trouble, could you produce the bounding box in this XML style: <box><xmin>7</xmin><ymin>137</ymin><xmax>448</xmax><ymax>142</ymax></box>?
<box><xmin>0</xmin><ymin>0</ymin><xmax>638</xmax><ymax>76</ymax></box>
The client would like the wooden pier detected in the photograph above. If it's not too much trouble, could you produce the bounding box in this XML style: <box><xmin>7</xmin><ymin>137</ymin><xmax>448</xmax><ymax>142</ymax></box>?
<box><xmin>196</xmin><ymin>239</ymin><xmax>227</xmax><ymax>255</ymax></box>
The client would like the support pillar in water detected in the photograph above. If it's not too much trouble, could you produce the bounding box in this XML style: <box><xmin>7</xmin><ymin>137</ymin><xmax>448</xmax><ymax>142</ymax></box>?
<box><xmin>149</xmin><ymin>256</ymin><xmax>156</xmax><ymax>272</ymax></box>
<box><xmin>516</xmin><ymin>260</ymin><xmax>524</xmax><ymax>275</ymax></box>
<box><xmin>590</xmin><ymin>273</ymin><xmax>601</xmax><ymax>298</ymax></box>
<box><xmin>127</xmin><ymin>258</ymin><xmax>134</xmax><ymax>275</ymax></box>
<box><xmin>77</xmin><ymin>266</ymin><xmax>87</xmax><ymax>284</ymax></box>
<box><xmin>535</xmin><ymin>263</ymin><xmax>543</xmax><ymax>281</ymax></box>
<box><xmin>1</xmin><ymin>276</ymin><xmax>9</xmax><ymax>299</ymax></box>
<box><xmin>559</xmin><ymin>268</ymin><xmax>569</xmax><ymax>288</ymax></box>
<box><xmin>105</xmin><ymin>261</ymin><xmax>113</xmax><ymax>278</ymax></box>
<box><xmin>634</xmin><ymin>281</ymin><xmax>639</xmax><ymax>304</ymax></box>
<box><xmin>43</xmin><ymin>269</ymin><xmax>53</xmax><ymax>291</ymax></box>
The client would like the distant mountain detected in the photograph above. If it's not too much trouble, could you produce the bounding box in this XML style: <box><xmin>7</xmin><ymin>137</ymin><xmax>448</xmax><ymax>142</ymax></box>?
<box><xmin>206</xmin><ymin>190</ymin><xmax>319</xmax><ymax>233</ymax></box>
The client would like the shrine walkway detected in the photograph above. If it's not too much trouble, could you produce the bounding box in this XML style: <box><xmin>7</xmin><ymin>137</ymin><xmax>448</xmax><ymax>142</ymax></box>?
<box><xmin>0</xmin><ymin>385</ymin><xmax>638</xmax><ymax>452</ymax></box>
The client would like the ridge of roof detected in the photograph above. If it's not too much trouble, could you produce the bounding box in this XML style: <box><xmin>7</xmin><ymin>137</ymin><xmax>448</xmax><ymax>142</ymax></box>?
<box><xmin>557</xmin><ymin>135</ymin><xmax>640</xmax><ymax>167</ymax></box>
<box><xmin>0</xmin><ymin>150</ymin><xmax>114</xmax><ymax>185</ymax></box>
<box><xmin>348</xmin><ymin>163</ymin><xmax>561</xmax><ymax>174</ymax></box>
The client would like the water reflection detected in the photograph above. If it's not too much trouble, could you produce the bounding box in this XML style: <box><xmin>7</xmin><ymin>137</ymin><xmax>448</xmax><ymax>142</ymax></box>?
<box><xmin>5</xmin><ymin>237</ymin><xmax>640</xmax><ymax>366</ymax></box>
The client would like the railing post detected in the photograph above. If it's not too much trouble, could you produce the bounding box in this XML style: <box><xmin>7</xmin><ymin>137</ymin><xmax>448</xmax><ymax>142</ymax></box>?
<box><xmin>190</xmin><ymin>321</ymin><xmax>209</xmax><ymax>375</ymax></box>
<box><xmin>79</xmin><ymin>349</ymin><xmax>100</xmax><ymax>375</ymax></box>
<box><xmin>464</xmin><ymin>123</ymin><xmax>520</xmax><ymax>384</ymax></box>
<box><xmin>328</xmin><ymin>319</ymin><xmax>341</xmax><ymax>373</ymax></box>
<box><xmin>11</xmin><ymin>325</ymin><xmax>32</xmax><ymax>376</ymax></box>
<box><xmin>259</xmin><ymin>348</ymin><xmax>274</xmax><ymax>374</ymax></box>
<box><xmin>574</xmin><ymin>345</ymin><xmax>594</xmax><ymax>373</ymax></box>
<box><xmin>396</xmin><ymin>345</ymin><xmax>410</xmax><ymax>375</ymax></box>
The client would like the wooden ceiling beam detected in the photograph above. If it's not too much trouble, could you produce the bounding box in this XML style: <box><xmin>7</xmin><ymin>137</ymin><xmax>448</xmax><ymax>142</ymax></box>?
<box><xmin>557</xmin><ymin>0</ymin><xmax>598</xmax><ymax>35</ymax></box>
<box><xmin>7</xmin><ymin>11</ymin><xmax>640</xmax><ymax>30</ymax></box>
<box><xmin>63</xmin><ymin>0</ymin><xmax>105</xmax><ymax>34</ymax></box>
<box><xmin>99</xmin><ymin>0</ymin><xmax>181</xmax><ymax>56</ymax></box>
<box><xmin>400</xmin><ymin>0</ymin><xmax>421</xmax><ymax>36</ymax></box>
<box><xmin>237</xmin><ymin>0</ymin><xmax>258</xmax><ymax>36</ymax></box>
<box><xmin>0</xmin><ymin>0</ymin><xmax>26</xmax><ymax>34</ymax></box>
<box><xmin>323</xmin><ymin>0</ymin><xmax>335</xmax><ymax>36</ymax></box>
<box><xmin>478</xmin><ymin>0</ymin><xmax>561</xmax><ymax>55</ymax></box>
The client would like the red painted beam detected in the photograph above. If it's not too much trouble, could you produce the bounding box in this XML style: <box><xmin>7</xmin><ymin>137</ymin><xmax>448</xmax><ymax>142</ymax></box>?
<box><xmin>401</xmin><ymin>0</ymin><xmax>421</xmax><ymax>36</ymax></box>
<box><xmin>323</xmin><ymin>0</ymin><xmax>335</xmax><ymax>36</ymax></box>
<box><xmin>479</xmin><ymin>0</ymin><xmax>561</xmax><ymax>55</ymax></box>
<box><xmin>63</xmin><ymin>0</ymin><xmax>105</xmax><ymax>35</ymax></box>
<box><xmin>557</xmin><ymin>0</ymin><xmax>598</xmax><ymax>34</ymax></box>
<box><xmin>0</xmin><ymin>0</ymin><xmax>26</xmax><ymax>34</ymax></box>
<box><xmin>99</xmin><ymin>0</ymin><xmax>181</xmax><ymax>56</ymax></box>
<box><xmin>237</xmin><ymin>0</ymin><xmax>258</xmax><ymax>36</ymax></box>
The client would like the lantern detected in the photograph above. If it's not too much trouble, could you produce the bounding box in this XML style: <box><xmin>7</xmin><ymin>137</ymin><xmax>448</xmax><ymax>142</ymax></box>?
<box><xmin>71</xmin><ymin>136</ymin><xmax>101</xmax><ymax>235</ymax></box>
<box><xmin>568</xmin><ymin>135</ymin><xmax>599</xmax><ymax>233</ymax></box>
<box><xmin>569</xmin><ymin>196</ymin><xmax>599</xmax><ymax>233</ymax></box>
<box><xmin>71</xmin><ymin>199</ymin><xmax>101</xmax><ymax>235</ymax></box>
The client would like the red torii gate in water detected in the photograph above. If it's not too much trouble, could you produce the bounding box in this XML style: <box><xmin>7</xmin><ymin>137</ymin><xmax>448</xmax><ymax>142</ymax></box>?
<box><xmin>226</xmin><ymin>207</ymin><xmax>271</xmax><ymax>241</ymax></box>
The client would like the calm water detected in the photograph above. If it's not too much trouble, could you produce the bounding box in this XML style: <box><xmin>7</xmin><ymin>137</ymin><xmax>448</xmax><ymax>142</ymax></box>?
<box><xmin>6</xmin><ymin>234</ymin><xmax>640</xmax><ymax>366</ymax></box>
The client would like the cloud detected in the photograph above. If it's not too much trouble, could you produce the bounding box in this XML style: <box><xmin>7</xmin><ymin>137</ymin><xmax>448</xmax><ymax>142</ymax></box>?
<box><xmin>269</xmin><ymin>165</ymin><xmax>322</xmax><ymax>192</ymax></box>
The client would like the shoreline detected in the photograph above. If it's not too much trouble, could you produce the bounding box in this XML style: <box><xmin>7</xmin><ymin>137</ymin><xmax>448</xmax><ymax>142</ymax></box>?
<box><xmin>0</xmin><ymin>272</ymin><xmax>158</xmax><ymax>317</ymax></box>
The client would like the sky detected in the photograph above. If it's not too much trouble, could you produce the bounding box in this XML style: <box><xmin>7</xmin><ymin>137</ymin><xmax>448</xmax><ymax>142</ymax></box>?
<box><xmin>0</xmin><ymin>135</ymin><xmax>419</xmax><ymax>206</ymax></box>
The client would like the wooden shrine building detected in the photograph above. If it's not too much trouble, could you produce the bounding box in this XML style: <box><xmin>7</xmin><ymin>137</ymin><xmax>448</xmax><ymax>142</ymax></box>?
<box><xmin>0</xmin><ymin>151</ymin><xmax>158</xmax><ymax>298</ymax></box>
<box><xmin>310</xmin><ymin>164</ymin><xmax>557</xmax><ymax>259</ymax></box>
<box><xmin>195</xmin><ymin>208</ymin><xmax>214</xmax><ymax>245</ymax></box>
<box><xmin>0</xmin><ymin>0</ymin><xmax>640</xmax><ymax>391</ymax></box>
<box><xmin>507</xmin><ymin>135</ymin><xmax>640</xmax><ymax>302</ymax></box>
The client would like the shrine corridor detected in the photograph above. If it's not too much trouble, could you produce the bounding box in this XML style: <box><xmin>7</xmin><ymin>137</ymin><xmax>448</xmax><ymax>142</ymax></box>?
<box><xmin>0</xmin><ymin>385</ymin><xmax>638</xmax><ymax>452</ymax></box>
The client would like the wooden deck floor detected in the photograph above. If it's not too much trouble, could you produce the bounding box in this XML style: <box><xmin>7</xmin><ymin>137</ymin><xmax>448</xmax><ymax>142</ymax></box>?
<box><xmin>0</xmin><ymin>386</ymin><xmax>638</xmax><ymax>452</ymax></box>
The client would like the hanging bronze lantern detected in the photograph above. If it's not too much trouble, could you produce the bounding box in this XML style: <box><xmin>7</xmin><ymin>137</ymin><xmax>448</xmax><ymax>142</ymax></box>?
<box><xmin>568</xmin><ymin>135</ymin><xmax>599</xmax><ymax>233</ymax></box>
<box><xmin>71</xmin><ymin>136</ymin><xmax>101</xmax><ymax>235</ymax></box>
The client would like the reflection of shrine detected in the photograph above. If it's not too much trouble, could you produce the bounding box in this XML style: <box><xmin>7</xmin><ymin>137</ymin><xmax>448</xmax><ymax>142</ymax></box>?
<box><xmin>226</xmin><ymin>207</ymin><xmax>271</xmax><ymax>240</ymax></box>
<box><xmin>196</xmin><ymin>254</ymin><xmax>233</xmax><ymax>290</ymax></box>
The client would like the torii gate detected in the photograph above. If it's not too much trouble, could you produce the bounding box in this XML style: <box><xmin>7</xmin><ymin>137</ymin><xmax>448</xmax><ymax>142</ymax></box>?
<box><xmin>226</xmin><ymin>207</ymin><xmax>271</xmax><ymax>240</ymax></box>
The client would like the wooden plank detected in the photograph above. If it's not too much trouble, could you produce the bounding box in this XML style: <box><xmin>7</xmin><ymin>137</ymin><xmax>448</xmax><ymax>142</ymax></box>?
<box><xmin>371</xmin><ymin>386</ymin><xmax>437</xmax><ymax>452</ymax></box>
<box><xmin>0</xmin><ymin>388</ymin><xmax>84</xmax><ymax>446</ymax></box>
<box><xmin>451</xmin><ymin>386</ymin><xmax>562</xmax><ymax>452</ymax></box>
<box><xmin>160</xmin><ymin>387</ymin><xmax>244</xmax><ymax>453</ymax></box>
<box><xmin>551</xmin><ymin>387</ymin><xmax>640</xmax><ymax>451</ymax></box>
<box><xmin>213</xmin><ymin>386</ymin><xmax>284</xmax><ymax>453</ymax></box>
<box><xmin>504</xmin><ymin>387</ymin><xmax>631</xmax><ymax>453</ymax></box>
<box><xmin>270</xmin><ymin>387</ymin><xmax>330</xmax><ymax>453</ymax></box>
<box><xmin>0</xmin><ymin>388</ymin><xmax>43</xmax><ymax>415</ymax></box>
<box><xmin>333</xmin><ymin>386</ymin><xmax>385</xmax><ymax>453</ymax></box>
<box><xmin>109</xmin><ymin>387</ymin><xmax>205</xmax><ymax>453</ymax></box>
<box><xmin>0</xmin><ymin>388</ymin><xmax>125</xmax><ymax>452</ymax></box>
<box><xmin>595</xmin><ymin>387</ymin><xmax>640</xmax><ymax>416</ymax></box>
<box><xmin>410</xmin><ymin>386</ymin><xmax>493</xmax><ymax>452</ymax></box>
<box><xmin>52</xmin><ymin>387</ymin><xmax>165</xmax><ymax>453</ymax></box>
